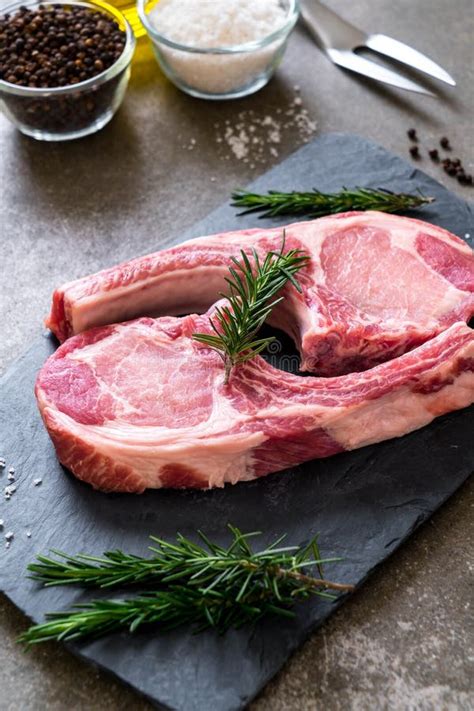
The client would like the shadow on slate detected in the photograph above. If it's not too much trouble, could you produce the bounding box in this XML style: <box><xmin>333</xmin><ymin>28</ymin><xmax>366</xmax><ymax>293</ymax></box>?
<box><xmin>0</xmin><ymin>133</ymin><xmax>473</xmax><ymax>711</ymax></box>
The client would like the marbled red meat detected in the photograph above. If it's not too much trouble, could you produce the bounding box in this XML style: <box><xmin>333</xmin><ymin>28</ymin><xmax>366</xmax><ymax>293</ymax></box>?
<box><xmin>38</xmin><ymin>212</ymin><xmax>474</xmax><ymax>492</ymax></box>
<box><xmin>36</xmin><ymin>313</ymin><xmax>474</xmax><ymax>493</ymax></box>
<box><xmin>46</xmin><ymin>212</ymin><xmax>474</xmax><ymax>376</ymax></box>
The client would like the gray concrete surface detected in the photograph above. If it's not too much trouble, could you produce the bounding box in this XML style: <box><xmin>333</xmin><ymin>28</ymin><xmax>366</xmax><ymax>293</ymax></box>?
<box><xmin>0</xmin><ymin>0</ymin><xmax>473</xmax><ymax>708</ymax></box>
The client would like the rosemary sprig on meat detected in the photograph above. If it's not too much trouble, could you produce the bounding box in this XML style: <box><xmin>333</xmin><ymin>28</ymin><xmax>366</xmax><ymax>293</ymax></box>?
<box><xmin>231</xmin><ymin>187</ymin><xmax>434</xmax><ymax>219</ymax></box>
<box><xmin>20</xmin><ymin>526</ymin><xmax>354</xmax><ymax>645</ymax></box>
<box><xmin>192</xmin><ymin>234</ymin><xmax>309</xmax><ymax>383</ymax></box>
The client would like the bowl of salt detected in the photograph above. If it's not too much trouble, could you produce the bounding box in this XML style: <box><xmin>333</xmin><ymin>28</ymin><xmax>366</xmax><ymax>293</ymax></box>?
<box><xmin>138</xmin><ymin>0</ymin><xmax>299</xmax><ymax>100</ymax></box>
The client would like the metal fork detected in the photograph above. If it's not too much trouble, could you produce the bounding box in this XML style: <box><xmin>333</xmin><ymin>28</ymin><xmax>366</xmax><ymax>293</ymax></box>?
<box><xmin>300</xmin><ymin>0</ymin><xmax>456</xmax><ymax>96</ymax></box>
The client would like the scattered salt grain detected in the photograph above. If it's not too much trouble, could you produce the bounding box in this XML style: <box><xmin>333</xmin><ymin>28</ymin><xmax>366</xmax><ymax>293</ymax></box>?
<box><xmin>7</xmin><ymin>471</ymin><xmax>15</xmax><ymax>482</ymax></box>
<box><xmin>214</xmin><ymin>95</ymin><xmax>317</xmax><ymax>166</ymax></box>
<box><xmin>0</xmin><ymin>459</ymin><xmax>5</xmax><ymax>469</ymax></box>
<box><xmin>33</xmin><ymin>478</ymin><xmax>42</xmax><ymax>486</ymax></box>
<box><xmin>5</xmin><ymin>531</ymin><xmax>14</xmax><ymax>542</ymax></box>
<box><xmin>8</xmin><ymin>467</ymin><xmax>14</xmax><ymax>475</ymax></box>
<box><xmin>268</xmin><ymin>129</ymin><xmax>281</xmax><ymax>144</ymax></box>
<box><xmin>26</xmin><ymin>531</ymin><xmax>32</xmax><ymax>538</ymax></box>
<box><xmin>4</xmin><ymin>484</ymin><xmax>16</xmax><ymax>500</ymax></box>
<box><xmin>0</xmin><ymin>520</ymin><xmax>4</xmax><ymax>529</ymax></box>
<box><xmin>225</xmin><ymin>127</ymin><xmax>250</xmax><ymax>160</ymax></box>
<box><xmin>5</xmin><ymin>542</ymin><xmax>10</xmax><ymax>550</ymax></box>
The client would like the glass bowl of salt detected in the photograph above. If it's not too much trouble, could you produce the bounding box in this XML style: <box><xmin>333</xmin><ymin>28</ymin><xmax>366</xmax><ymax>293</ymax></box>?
<box><xmin>138</xmin><ymin>0</ymin><xmax>299</xmax><ymax>100</ymax></box>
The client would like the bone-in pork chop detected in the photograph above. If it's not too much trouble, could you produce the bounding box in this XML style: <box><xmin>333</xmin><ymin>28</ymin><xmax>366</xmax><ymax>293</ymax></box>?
<box><xmin>36</xmin><ymin>312</ymin><xmax>474</xmax><ymax>493</ymax></box>
<box><xmin>46</xmin><ymin>212</ymin><xmax>474</xmax><ymax>376</ymax></box>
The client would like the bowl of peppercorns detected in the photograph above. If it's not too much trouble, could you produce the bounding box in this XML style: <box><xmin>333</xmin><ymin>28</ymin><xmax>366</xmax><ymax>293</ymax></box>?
<box><xmin>0</xmin><ymin>0</ymin><xmax>135</xmax><ymax>140</ymax></box>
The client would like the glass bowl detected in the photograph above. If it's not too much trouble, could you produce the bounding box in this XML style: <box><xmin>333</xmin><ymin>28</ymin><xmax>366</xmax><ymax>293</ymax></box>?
<box><xmin>0</xmin><ymin>0</ymin><xmax>136</xmax><ymax>141</ymax></box>
<box><xmin>137</xmin><ymin>0</ymin><xmax>300</xmax><ymax>100</ymax></box>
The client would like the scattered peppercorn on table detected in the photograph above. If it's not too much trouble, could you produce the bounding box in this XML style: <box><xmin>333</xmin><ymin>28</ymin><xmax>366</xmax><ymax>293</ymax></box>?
<box><xmin>0</xmin><ymin>0</ymin><xmax>473</xmax><ymax>708</ymax></box>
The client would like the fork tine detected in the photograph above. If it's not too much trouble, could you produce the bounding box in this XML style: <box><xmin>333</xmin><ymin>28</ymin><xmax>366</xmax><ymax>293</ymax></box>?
<box><xmin>365</xmin><ymin>34</ymin><xmax>456</xmax><ymax>86</ymax></box>
<box><xmin>328</xmin><ymin>49</ymin><xmax>436</xmax><ymax>96</ymax></box>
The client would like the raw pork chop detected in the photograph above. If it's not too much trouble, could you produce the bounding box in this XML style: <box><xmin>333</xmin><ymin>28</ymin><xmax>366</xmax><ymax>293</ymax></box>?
<box><xmin>36</xmin><ymin>311</ymin><xmax>474</xmax><ymax>493</ymax></box>
<box><xmin>46</xmin><ymin>212</ymin><xmax>474</xmax><ymax>376</ymax></box>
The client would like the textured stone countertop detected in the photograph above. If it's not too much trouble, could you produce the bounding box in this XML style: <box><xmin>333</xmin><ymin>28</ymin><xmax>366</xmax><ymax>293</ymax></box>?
<box><xmin>0</xmin><ymin>0</ymin><xmax>473</xmax><ymax>709</ymax></box>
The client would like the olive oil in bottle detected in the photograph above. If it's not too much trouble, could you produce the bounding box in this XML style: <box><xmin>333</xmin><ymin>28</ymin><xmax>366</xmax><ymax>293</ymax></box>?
<box><xmin>97</xmin><ymin>0</ymin><xmax>146</xmax><ymax>37</ymax></box>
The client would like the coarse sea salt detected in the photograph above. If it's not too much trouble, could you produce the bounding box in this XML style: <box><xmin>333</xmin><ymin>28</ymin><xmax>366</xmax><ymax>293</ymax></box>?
<box><xmin>151</xmin><ymin>0</ymin><xmax>287</xmax><ymax>47</ymax></box>
<box><xmin>149</xmin><ymin>0</ymin><xmax>290</xmax><ymax>96</ymax></box>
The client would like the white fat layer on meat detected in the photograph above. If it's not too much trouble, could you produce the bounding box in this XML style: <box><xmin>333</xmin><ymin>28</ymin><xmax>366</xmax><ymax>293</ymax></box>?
<box><xmin>42</xmin><ymin>405</ymin><xmax>265</xmax><ymax>488</ymax></box>
<box><xmin>68</xmin><ymin>267</ymin><xmax>229</xmax><ymax>335</ymax></box>
<box><xmin>326</xmin><ymin>370</ymin><xmax>474</xmax><ymax>450</ymax></box>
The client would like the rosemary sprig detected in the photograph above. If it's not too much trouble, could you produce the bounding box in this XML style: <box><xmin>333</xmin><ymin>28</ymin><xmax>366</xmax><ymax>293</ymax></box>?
<box><xmin>231</xmin><ymin>187</ymin><xmax>434</xmax><ymax>219</ymax></box>
<box><xmin>20</xmin><ymin>527</ymin><xmax>354</xmax><ymax>645</ymax></box>
<box><xmin>192</xmin><ymin>234</ymin><xmax>309</xmax><ymax>383</ymax></box>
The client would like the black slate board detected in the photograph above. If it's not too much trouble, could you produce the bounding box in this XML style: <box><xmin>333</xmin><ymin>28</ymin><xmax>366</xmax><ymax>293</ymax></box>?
<box><xmin>0</xmin><ymin>133</ymin><xmax>473</xmax><ymax>711</ymax></box>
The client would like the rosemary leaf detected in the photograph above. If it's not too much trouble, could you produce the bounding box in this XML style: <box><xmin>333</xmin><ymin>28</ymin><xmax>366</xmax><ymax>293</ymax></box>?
<box><xmin>20</xmin><ymin>527</ymin><xmax>354</xmax><ymax>645</ymax></box>
<box><xmin>192</xmin><ymin>233</ymin><xmax>309</xmax><ymax>383</ymax></box>
<box><xmin>231</xmin><ymin>187</ymin><xmax>434</xmax><ymax>219</ymax></box>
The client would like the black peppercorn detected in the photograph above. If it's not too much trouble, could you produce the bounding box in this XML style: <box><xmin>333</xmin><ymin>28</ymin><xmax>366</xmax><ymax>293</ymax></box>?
<box><xmin>0</xmin><ymin>4</ymin><xmax>126</xmax><ymax>89</ymax></box>
<box><xmin>407</xmin><ymin>128</ymin><xmax>418</xmax><ymax>141</ymax></box>
<box><xmin>428</xmin><ymin>149</ymin><xmax>439</xmax><ymax>162</ymax></box>
<box><xmin>440</xmin><ymin>137</ymin><xmax>451</xmax><ymax>150</ymax></box>
<box><xmin>409</xmin><ymin>145</ymin><xmax>420</xmax><ymax>159</ymax></box>
<box><xmin>0</xmin><ymin>4</ymin><xmax>128</xmax><ymax>138</ymax></box>
<box><xmin>444</xmin><ymin>165</ymin><xmax>457</xmax><ymax>177</ymax></box>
